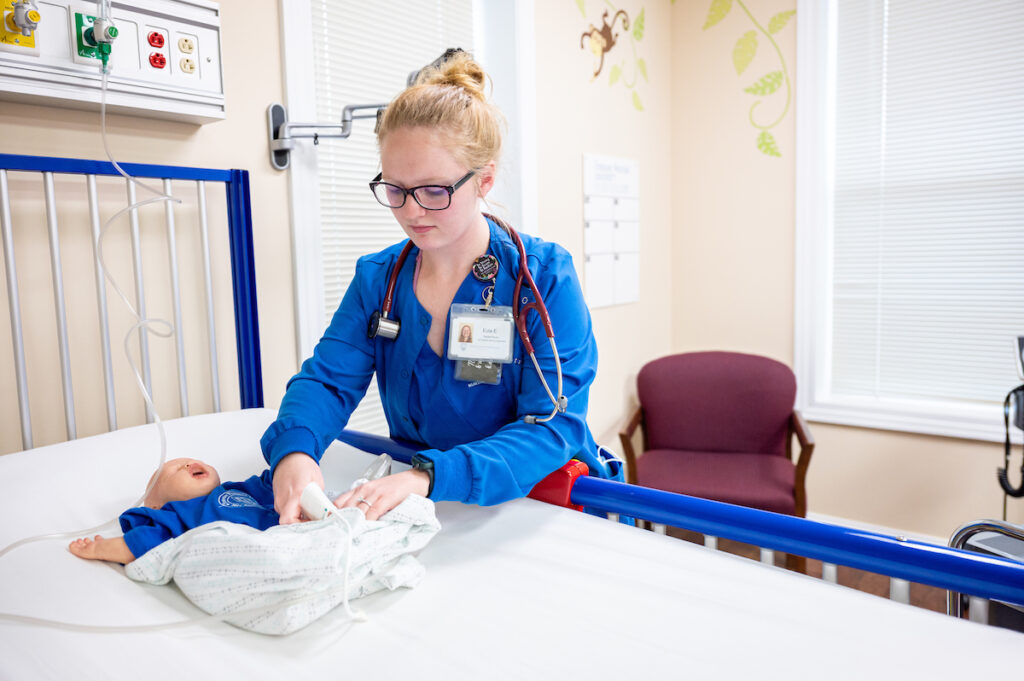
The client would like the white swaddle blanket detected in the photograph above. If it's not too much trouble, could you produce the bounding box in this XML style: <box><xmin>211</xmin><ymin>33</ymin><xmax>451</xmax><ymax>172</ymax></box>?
<box><xmin>124</xmin><ymin>495</ymin><xmax>440</xmax><ymax>635</ymax></box>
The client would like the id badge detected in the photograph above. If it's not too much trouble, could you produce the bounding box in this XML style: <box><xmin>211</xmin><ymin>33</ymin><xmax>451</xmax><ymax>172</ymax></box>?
<box><xmin>447</xmin><ymin>304</ymin><xmax>515</xmax><ymax>363</ymax></box>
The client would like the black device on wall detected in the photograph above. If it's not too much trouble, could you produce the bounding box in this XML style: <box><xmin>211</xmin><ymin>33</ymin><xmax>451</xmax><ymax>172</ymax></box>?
<box><xmin>997</xmin><ymin>337</ymin><xmax>1024</xmax><ymax>500</ymax></box>
<box><xmin>999</xmin><ymin>385</ymin><xmax>1024</xmax><ymax>498</ymax></box>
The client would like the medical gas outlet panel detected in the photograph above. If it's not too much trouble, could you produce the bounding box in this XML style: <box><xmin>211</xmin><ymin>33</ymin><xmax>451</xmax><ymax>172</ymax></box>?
<box><xmin>0</xmin><ymin>0</ymin><xmax>224</xmax><ymax>123</ymax></box>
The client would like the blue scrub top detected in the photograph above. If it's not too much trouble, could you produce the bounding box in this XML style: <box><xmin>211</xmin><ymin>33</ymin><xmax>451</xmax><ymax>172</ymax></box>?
<box><xmin>261</xmin><ymin>217</ymin><xmax>604</xmax><ymax>506</ymax></box>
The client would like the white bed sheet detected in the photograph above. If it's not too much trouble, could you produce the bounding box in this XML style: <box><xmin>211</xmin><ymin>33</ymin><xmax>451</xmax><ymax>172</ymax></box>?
<box><xmin>0</xmin><ymin>409</ymin><xmax>1020</xmax><ymax>680</ymax></box>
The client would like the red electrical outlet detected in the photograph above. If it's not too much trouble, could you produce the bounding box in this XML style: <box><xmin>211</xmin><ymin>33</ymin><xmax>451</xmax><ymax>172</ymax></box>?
<box><xmin>147</xmin><ymin>31</ymin><xmax>165</xmax><ymax>48</ymax></box>
<box><xmin>149</xmin><ymin>52</ymin><xmax>167</xmax><ymax>69</ymax></box>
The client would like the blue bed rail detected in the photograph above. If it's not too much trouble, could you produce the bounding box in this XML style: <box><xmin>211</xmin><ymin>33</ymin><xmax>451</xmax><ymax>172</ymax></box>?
<box><xmin>337</xmin><ymin>427</ymin><xmax>1024</xmax><ymax>610</ymax></box>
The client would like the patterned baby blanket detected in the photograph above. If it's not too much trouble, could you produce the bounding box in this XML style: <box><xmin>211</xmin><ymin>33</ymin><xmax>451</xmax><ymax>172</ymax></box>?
<box><xmin>125</xmin><ymin>495</ymin><xmax>440</xmax><ymax>635</ymax></box>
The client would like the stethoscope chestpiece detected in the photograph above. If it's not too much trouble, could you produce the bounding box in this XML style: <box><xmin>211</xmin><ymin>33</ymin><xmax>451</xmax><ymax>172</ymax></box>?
<box><xmin>368</xmin><ymin>310</ymin><xmax>401</xmax><ymax>340</ymax></box>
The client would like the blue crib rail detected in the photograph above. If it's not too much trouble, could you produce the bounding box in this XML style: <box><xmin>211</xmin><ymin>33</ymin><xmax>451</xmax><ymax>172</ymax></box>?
<box><xmin>337</xmin><ymin>427</ymin><xmax>1024</xmax><ymax>609</ymax></box>
<box><xmin>0</xmin><ymin>153</ymin><xmax>263</xmax><ymax>410</ymax></box>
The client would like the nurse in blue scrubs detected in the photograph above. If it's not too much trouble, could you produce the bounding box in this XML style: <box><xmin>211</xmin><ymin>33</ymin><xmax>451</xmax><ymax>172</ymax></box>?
<box><xmin>261</xmin><ymin>51</ymin><xmax>617</xmax><ymax>523</ymax></box>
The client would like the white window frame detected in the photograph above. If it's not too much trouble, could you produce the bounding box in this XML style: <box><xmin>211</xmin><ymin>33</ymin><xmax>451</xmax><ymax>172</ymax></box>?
<box><xmin>793</xmin><ymin>0</ymin><xmax>1018</xmax><ymax>444</ymax></box>
<box><xmin>278</xmin><ymin>0</ymin><xmax>536</xmax><ymax>363</ymax></box>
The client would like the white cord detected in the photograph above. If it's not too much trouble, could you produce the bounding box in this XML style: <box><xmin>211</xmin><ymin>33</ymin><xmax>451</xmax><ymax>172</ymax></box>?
<box><xmin>0</xmin><ymin>512</ymin><xmax>367</xmax><ymax>633</ymax></box>
<box><xmin>0</xmin><ymin>62</ymin><xmax>369</xmax><ymax>635</ymax></box>
<box><xmin>0</xmin><ymin>66</ymin><xmax>179</xmax><ymax>558</ymax></box>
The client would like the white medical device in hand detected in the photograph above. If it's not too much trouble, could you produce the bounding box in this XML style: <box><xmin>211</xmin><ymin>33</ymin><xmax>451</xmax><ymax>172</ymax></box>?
<box><xmin>300</xmin><ymin>483</ymin><xmax>337</xmax><ymax>521</ymax></box>
<box><xmin>300</xmin><ymin>455</ymin><xmax>395</xmax><ymax>520</ymax></box>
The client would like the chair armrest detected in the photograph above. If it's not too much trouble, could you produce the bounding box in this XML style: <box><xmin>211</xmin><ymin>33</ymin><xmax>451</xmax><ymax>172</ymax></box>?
<box><xmin>618</xmin><ymin>405</ymin><xmax>643</xmax><ymax>485</ymax></box>
<box><xmin>792</xmin><ymin>409</ymin><xmax>814</xmax><ymax>451</ymax></box>
<box><xmin>791</xmin><ymin>409</ymin><xmax>815</xmax><ymax>517</ymax></box>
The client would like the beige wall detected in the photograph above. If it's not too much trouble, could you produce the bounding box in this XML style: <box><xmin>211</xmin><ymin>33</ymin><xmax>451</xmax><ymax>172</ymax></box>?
<box><xmin>3</xmin><ymin>0</ymin><xmax>1018</xmax><ymax>538</ymax></box>
<box><xmin>535</xmin><ymin>1</ymin><xmax>675</xmax><ymax>449</ymax></box>
<box><xmin>670</xmin><ymin>0</ymin><xmax>1022</xmax><ymax>537</ymax></box>
<box><xmin>0</xmin><ymin>0</ymin><xmax>296</xmax><ymax>452</ymax></box>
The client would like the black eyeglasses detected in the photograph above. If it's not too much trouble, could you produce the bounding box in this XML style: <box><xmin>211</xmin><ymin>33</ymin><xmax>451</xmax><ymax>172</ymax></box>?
<box><xmin>369</xmin><ymin>170</ymin><xmax>476</xmax><ymax>211</ymax></box>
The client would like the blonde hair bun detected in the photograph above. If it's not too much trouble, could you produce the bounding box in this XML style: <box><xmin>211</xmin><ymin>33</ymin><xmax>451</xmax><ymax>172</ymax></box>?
<box><xmin>415</xmin><ymin>49</ymin><xmax>487</xmax><ymax>102</ymax></box>
<box><xmin>378</xmin><ymin>49</ymin><xmax>503</xmax><ymax>172</ymax></box>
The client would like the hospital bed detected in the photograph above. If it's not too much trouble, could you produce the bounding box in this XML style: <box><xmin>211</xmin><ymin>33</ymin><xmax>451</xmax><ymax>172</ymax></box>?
<box><xmin>1</xmin><ymin>155</ymin><xmax>1023</xmax><ymax>680</ymax></box>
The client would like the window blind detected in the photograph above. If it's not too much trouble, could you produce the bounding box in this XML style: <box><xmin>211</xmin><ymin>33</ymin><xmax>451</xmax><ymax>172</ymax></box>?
<box><xmin>830</xmin><ymin>0</ymin><xmax>1024</xmax><ymax>409</ymax></box>
<box><xmin>309</xmin><ymin>0</ymin><xmax>474</xmax><ymax>433</ymax></box>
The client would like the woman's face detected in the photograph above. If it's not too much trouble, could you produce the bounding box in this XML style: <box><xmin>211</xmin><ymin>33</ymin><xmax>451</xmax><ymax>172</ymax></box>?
<box><xmin>379</xmin><ymin>126</ymin><xmax>494</xmax><ymax>254</ymax></box>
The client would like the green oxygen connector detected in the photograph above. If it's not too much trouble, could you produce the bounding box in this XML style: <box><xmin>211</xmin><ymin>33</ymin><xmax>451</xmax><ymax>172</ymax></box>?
<box><xmin>99</xmin><ymin>41</ymin><xmax>112</xmax><ymax>70</ymax></box>
<box><xmin>87</xmin><ymin>20</ymin><xmax>117</xmax><ymax>72</ymax></box>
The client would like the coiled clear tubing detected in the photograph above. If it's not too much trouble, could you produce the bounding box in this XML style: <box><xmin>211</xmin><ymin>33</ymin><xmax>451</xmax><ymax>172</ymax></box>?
<box><xmin>0</xmin><ymin>63</ymin><xmax>378</xmax><ymax>634</ymax></box>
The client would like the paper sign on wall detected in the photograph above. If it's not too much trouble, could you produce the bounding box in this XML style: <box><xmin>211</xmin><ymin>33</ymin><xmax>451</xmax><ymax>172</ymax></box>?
<box><xmin>582</xmin><ymin>153</ymin><xmax>640</xmax><ymax>308</ymax></box>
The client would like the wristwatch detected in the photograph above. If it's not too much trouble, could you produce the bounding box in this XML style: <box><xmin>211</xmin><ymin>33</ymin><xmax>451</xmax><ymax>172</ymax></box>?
<box><xmin>411</xmin><ymin>454</ymin><xmax>435</xmax><ymax>497</ymax></box>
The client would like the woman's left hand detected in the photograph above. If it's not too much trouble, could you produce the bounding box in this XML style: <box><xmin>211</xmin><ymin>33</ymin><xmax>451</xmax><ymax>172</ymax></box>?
<box><xmin>333</xmin><ymin>469</ymin><xmax>431</xmax><ymax>521</ymax></box>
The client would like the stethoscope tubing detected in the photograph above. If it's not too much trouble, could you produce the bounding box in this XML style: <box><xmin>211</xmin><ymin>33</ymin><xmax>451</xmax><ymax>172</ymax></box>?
<box><xmin>374</xmin><ymin>214</ymin><xmax>567</xmax><ymax>423</ymax></box>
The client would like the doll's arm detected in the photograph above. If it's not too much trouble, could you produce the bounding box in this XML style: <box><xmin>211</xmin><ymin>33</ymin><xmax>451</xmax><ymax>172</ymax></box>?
<box><xmin>69</xmin><ymin>535</ymin><xmax>135</xmax><ymax>564</ymax></box>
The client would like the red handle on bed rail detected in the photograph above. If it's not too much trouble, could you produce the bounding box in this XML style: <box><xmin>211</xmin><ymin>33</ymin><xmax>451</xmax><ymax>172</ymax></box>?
<box><xmin>527</xmin><ymin>460</ymin><xmax>589</xmax><ymax>510</ymax></box>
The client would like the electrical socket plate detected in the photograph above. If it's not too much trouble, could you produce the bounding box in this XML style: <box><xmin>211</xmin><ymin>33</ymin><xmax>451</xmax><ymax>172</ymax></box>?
<box><xmin>0</xmin><ymin>0</ymin><xmax>224</xmax><ymax>124</ymax></box>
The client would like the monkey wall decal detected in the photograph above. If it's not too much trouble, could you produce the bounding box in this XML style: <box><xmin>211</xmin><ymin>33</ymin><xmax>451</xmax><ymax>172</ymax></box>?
<box><xmin>580</xmin><ymin>9</ymin><xmax>630</xmax><ymax>80</ymax></box>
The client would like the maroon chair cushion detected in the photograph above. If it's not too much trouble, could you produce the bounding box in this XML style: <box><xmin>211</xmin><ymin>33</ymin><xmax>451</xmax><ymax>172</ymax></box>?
<box><xmin>637</xmin><ymin>351</ymin><xmax>796</xmax><ymax>456</ymax></box>
<box><xmin>635</xmin><ymin>448</ymin><xmax>797</xmax><ymax>516</ymax></box>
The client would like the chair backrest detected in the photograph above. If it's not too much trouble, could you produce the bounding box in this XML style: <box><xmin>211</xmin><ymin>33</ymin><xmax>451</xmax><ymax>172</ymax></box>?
<box><xmin>637</xmin><ymin>351</ymin><xmax>796</xmax><ymax>455</ymax></box>
<box><xmin>0</xmin><ymin>154</ymin><xmax>262</xmax><ymax>454</ymax></box>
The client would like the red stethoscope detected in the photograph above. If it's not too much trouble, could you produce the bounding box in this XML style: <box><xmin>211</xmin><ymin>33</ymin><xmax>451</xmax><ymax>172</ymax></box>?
<box><xmin>366</xmin><ymin>214</ymin><xmax>568</xmax><ymax>424</ymax></box>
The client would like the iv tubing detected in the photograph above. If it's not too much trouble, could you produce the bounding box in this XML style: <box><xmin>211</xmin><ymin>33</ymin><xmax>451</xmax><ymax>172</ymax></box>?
<box><xmin>0</xmin><ymin>511</ymin><xmax>366</xmax><ymax>633</ymax></box>
<box><xmin>0</xmin><ymin>62</ymin><xmax>371</xmax><ymax>634</ymax></box>
<box><xmin>0</xmin><ymin>69</ymin><xmax>180</xmax><ymax>558</ymax></box>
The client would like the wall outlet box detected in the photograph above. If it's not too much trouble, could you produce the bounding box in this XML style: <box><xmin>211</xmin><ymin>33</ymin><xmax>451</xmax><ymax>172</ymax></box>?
<box><xmin>0</xmin><ymin>0</ymin><xmax>224</xmax><ymax>124</ymax></box>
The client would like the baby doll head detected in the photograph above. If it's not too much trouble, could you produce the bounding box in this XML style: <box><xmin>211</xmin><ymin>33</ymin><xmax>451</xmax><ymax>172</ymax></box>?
<box><xmin>144</xmin><ymin>458</ymin><xmax>222</xmax><ymax>509</ymax></box>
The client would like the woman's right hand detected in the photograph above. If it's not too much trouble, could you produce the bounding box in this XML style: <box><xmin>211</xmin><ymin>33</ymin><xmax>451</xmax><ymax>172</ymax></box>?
<box><xmin>272</xmin><ymin>452</ymin><xmax>325</xmax><ymax>524</ymax></box>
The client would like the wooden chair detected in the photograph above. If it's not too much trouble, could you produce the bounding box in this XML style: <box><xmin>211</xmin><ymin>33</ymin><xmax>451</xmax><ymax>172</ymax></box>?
<box><xmin>619</xmin><ymin>351</ymin><xmax>814</xmax><ymax>572</ymax></box>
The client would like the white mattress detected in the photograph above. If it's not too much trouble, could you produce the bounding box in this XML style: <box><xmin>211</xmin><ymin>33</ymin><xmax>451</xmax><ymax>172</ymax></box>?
<box><xmin>0</xmin><ymin>408</ymin><xmax>1020</xmax><ymax>680</ymax></box>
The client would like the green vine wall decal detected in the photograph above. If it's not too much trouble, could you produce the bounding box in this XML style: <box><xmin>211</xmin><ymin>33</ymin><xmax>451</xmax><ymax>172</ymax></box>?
<box><xmin>703</xmin><ymin>0</ymin><xmax>794</xmax><ymax>157</ymax></box>
<box><xmin>578</xmin><ymin>1</ymin><xmax>651</xmax><ymax>112</ymax></box>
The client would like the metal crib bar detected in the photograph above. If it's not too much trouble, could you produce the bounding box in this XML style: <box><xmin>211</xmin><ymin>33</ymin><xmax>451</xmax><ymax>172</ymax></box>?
<box><xmin>43</xmin><ymin>172</ymin><xmax>76</xmax><ymax>440</ymax></box>
<box><xmin>87</xmin><ymin>175</ymin><xmax>117</xmax><ymax>432</ymax></box>
<box><xmin>968</xmin><ymin>596</ymin><xmax>989</xmax><ymax>624</ymax></box>
<box><xmin>126</xmin><ymin>179</ymin><xmax>153</xmax><ymax>423</ymax></box>
<box><xmin>196</xmin><ymin>180</ymin><xmax>220</xmax><ymax>412</ymax></box>
<box><xmin>889</xmin><ymin>578</ymin><xmax>910</xmax><ymax>604</ymax></box>
<box><xmin>162</xmin><ymin>178</ymin><xmax>189</xmax><ymax>417</ymax></box>
<box><xmin>0</xmin><ymin>169</ymin><xmax>32</xmax><ymax>450</ymax></box>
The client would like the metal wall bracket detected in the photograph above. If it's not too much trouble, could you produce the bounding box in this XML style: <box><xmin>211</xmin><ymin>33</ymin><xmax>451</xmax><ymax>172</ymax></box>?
<box><xmin>266</xmin><ymin>102</ymin><xmax>387</xmax><ymax>171</ymax></box>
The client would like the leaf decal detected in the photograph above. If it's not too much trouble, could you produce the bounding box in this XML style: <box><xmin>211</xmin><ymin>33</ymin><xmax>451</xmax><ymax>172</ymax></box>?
<box><xmin>744</xmin><ymin>71</ymin><xmax>783</xmax><ymax>95</ymax></box>
<box><xmin>703</xmin><ymin>0</ymin><xmax>733</xmax><ymax>30</ymax></box>
<box><xmin>576</xmin><ymin>0</ymin><xmax>586</xmax><ymax>17</ymax></box>
<box><xmin>768</xmin><ymin>9</ymin><xmax>795</xmax><ymax>34</ymax></box>
<box><xmin>632</xmin><ymin>91</ymin><xmax>644</xmax><ymax>111</ymax></box>
<box><xmin>637</xmin><ymin>57</ymin><xmax>648</xmax><ymax>82</ymax></box>
<box><xmin>732</xmin><ymin>30</ymin><xmax>757</xmax><ymax>75</ymax></box>
<box><xmin>609</xmin><ymin>64</ymin><xmax>622</xmax><ymax>86</ymax></box>
<box><xmin>633</xmin><ymin>7</ymin><xmax>646</xmax><ymax>41</ymax></box>
<box><xmin>757</xmin><ymin>131</ymin><xmax>781</xmax><ymax>157</ymax></box>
